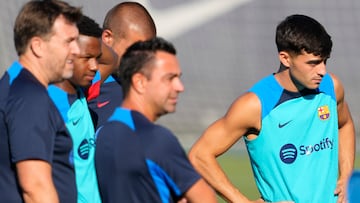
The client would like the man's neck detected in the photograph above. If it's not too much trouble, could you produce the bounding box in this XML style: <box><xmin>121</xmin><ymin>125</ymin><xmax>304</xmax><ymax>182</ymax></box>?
<box><xmin>54</xmin><ymin>80</ymin><xmax>77</xmax><ymax>94</ymax></box>
<box><xmin>122</xmin><ymin>96</ymin><xmax>157</xmax><ymax>122</ymax></box>
<box><xmin>19</xmin><ymin>55</ymin><xmax>49</xmax><ymax>87</ymax></box>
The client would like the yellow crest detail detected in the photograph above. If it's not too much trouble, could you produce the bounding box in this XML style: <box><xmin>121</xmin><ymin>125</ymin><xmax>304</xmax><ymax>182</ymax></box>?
<box><xmin>317</xmin><ymin>105</ymin><xmax>330</xmax><ymax>120</ymax></box>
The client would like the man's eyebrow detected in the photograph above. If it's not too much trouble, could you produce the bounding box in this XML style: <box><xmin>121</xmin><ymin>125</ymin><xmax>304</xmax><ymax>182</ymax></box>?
<box><xmin>306</xmin><ymin>59</ymin><xmax>323</xmax><ymax>64</ymax></box>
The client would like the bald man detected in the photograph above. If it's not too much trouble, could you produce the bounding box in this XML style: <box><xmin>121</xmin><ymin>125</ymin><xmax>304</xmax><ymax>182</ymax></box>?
<box><xmin>86</xmin><ymin>2</ymin><xmax>156</xmax><ymax>128</ymax></box>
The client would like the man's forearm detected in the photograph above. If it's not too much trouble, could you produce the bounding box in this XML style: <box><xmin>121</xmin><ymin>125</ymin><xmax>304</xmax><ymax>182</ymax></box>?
<box><xmin>338</xmin><ymin>122</ymin><xmax>355</xmax><ymax>180</ymax></box>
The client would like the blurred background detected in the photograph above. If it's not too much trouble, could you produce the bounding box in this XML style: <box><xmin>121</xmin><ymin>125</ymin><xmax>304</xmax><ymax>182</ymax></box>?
<box><xmin>1</xmin><ymin>0</ymin><xmax>360</xmax><ymax>201</ymax></box>
<box><xmin>1</xmin><ymin>0</ymin><xmax>359</xmax><ymax>150</ymax></box>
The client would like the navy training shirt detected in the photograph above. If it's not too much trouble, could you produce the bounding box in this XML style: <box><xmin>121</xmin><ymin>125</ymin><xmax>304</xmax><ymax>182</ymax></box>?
<box><xmin>0</xmin><ymin>63</ymin><xmax>77</xmax><ymax>203</ymax></box>
<box><xmin>95</xmin><ymin>108</ymin><xmax>201</xmax><ymax>203</ymax></box>
<box><xmin>86</xmin><ymin>73</ymin><xmax>123</xmax><ymax>129</ymax></box>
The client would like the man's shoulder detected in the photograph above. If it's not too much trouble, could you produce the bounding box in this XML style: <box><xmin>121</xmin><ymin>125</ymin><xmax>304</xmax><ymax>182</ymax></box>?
<box><xmin>249</xmin><ymin>74</ymin><xmax>280</xmax><ymax>92</ymax></box>
<box><xmin>319</xmin><ymin>73</ymin><xmax>336</xmax><ymax>101</ymax></box>
<box><xmin>151</xmin><ymin>124</ymin><xmax>174</xmax><ymax>136</ymax></box>
<box><xmin>10</xmin><ymin>74</ymin><xmax>47</xmax><ymax>100</ymax></box>
<box><xmin>1</xmin><ymin>61</ymin><xmax>23</xmax><ymax>84</ymax></box>
<box><xmin>7</xmin><ymin>72</ymin><xmax>52</xmax><ymax>113</ymax></box>
<box><xmin>141</xmin><ymin>123</ymin><xmax>180</xmax><ymax>149</ymax></box>
<box><xmin>0</xmin><ymin>61</ymin><xmax>23</xmax><ymax>98</ymax></box>
<box><xmin>100</xmin><ymin>79</ymin><xmax>122</xmax><ymax>97</ymax></box>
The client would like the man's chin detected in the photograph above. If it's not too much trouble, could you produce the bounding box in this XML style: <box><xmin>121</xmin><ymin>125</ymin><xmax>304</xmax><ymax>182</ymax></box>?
<box><xmin>165</xmin><ymin>108</ymin><xmax>176</xmax><ymax>114</ymax></box>
<box><xmin>307</xmin><ymin>84</ymin><xmax>320</xmax><ymax>90</ymax></box>
<box><xmin>62</xmin><ymin>71</ymin><xmax>74</xmax><ymax>80</ymax></box>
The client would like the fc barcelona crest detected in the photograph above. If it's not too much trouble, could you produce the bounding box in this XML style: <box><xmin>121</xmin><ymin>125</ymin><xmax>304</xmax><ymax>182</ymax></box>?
<box><xmin>317</xmin><ymin>105</ymin><xmax>330</xmax><ymax>120</ymax></box>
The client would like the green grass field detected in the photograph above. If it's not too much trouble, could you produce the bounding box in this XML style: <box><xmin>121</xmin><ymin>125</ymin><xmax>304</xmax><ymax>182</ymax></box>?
<box><xmin>215</xmin><ymin>152</ymin><xmax>360</xmax><ymax>202</ymax></box>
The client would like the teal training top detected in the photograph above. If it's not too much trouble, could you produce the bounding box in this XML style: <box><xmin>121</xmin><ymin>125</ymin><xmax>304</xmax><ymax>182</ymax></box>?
<box><xmin>246</xmin><ymin>73</ymin><xmax>338</xmax><ymax>203</ymax></box>
<box><xmin>48</xmin><ymin>86</ymin><xmax>101</xmax><ymax>203</ymax></box>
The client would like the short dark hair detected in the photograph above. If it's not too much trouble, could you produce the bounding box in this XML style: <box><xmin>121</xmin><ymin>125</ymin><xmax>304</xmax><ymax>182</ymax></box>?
<box><xmin>14</xmin><ymin>0</ymin><xmax>82</xmax><ymax>56</ymax></box>
<box><xmin>116</xmin><ymin>37</ymin><xmax>176</xmax><ymax>97</ymax></box>
<box><xmin>275</xmin><ymin>14</ymin><xmax>332</xmax><ymax>58</ymax></box>
<box><xmin>77</xmin><ymin>15</ymin><xmax>102</xmax><ymax>38</ymax></box>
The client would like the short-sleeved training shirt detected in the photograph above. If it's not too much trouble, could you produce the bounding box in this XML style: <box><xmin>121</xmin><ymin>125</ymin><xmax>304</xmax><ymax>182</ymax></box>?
<box><xmin>48</xmin><ymin>85</ymin><xmax>101</xmax><ymax>203</ymax></box>
<box><xmin>0</xmin><ymin>62</ymin><xmax>77</xmax><ymax>203</ymax></box>
<box><xmin>95</xmin><ymin>108</ymin><xmax>201</xmax><ymax>203</ymax></box>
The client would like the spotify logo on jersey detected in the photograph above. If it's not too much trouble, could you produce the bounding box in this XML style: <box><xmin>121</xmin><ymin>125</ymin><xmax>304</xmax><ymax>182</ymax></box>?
<box><xmin>78</xmin><ymin>139</ymin><xmax>90</xmax><ymax>159</ymax></box>
<box><xmin>279</xmin><ymin>138</ymin><xmax>334</xmax><ymax>164</ymax></box>
<box><xmin>279</xmin><ymin>144</ymin><xmax>297</xmax><ymax>164</ymax></box>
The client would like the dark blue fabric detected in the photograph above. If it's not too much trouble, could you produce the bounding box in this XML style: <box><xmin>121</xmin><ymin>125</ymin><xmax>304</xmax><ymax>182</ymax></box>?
<box><xmin>87</xmin><ymin>76</ymin><xmax>123</xmax><ymax>129</ymax></box>
<box><xmin>0</xmin><ymin>65</ymin><xmax>76</xmax><ymax>203</ymax></box>
<box><xmin>0</xmin><ymin>62</ymin><xmax>23</xmax><ymax>202</ymax></box>
<box><xmin>95</xmin><ymin>108</ymin><xmax>200</xmax><ymax>203</ymax></box>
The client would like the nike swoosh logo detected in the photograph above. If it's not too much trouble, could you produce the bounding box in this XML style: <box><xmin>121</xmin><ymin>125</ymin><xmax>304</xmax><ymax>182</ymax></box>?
<box><xmin>97</xmin><ymin>101</ymin><xmax>110</xmax><ymax>108</ymax></box>
<box><xmin>72</xmin><ymin>119</ymin><xmax>80</xmax><ymax>126</ymax></box>
<box><xmin>278</xmin><ymin>120</ymin><xmax>292</xmax><ymax>128</ymax></box>
<box><xmin>139</xmin><ymin>0</ymin><xmax>252</xmax><ymax>39</ymax></box>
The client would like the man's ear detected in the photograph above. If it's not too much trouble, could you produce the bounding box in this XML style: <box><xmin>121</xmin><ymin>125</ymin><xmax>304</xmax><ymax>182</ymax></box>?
<box><xmin>132</xmin><ymin>73</ymin><xmax>147</xmax><ymax>94</ymax></box>
<box><xmin>29</xmin><ymin>37</ymin><xmax>43</xmax><ymax>57</ymax></box>
<box><xmin>102</xmin><ymin>29</ymin><xmax>114</xmax><ymax>47</ymax></box>
<box><xmin>278</xmin><ymin>51</ymin><xmax>292</xmax><ymax>67</ymax></box>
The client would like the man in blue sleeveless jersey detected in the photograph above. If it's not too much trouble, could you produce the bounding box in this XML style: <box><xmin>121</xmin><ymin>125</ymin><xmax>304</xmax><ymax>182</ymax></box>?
<box><xmin>48</xmin><ymin>15</ymin><xmax>102</xmax><ymax>203</ymax></box>
<box><xmin>0</xmin><ymin>1</ymin><xmax>81</xmax><ymax>202</ymax></box>
<box><xmin>86</xmin><ymin>2</ymin><xmax>156</xmax><ymax>129</ymax></box>
<box><xmin>95</xmin><ymin>37</ymin><xmax>217</xmax><ymax>203</ymax></box>
<box><xmin>189</xmin><ymin>14</ymin><xmax>355</xmax><ymax>203</ymax></box>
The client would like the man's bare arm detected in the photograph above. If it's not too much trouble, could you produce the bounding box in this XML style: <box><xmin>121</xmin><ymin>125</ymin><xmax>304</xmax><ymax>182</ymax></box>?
<box><xmin>331</xmin><ymin>73</ymin><xmax>355</xmax><ymax>203</ymax></box>
<box><xmin>17</xmin><ymin>160</ymin><xmax>59</xmax><ymax>203</ymax></box>
<box><xmin>189</xmin><ymin>92</ymin><xmax>262</xmax><ymax>202</ymax></box>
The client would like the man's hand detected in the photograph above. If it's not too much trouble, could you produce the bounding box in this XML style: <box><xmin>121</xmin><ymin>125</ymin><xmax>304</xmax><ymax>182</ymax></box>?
<box><xmin>334</xmin><ymin>179</ymin><xmax>348</xmax><ymax>203</ymax></box>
